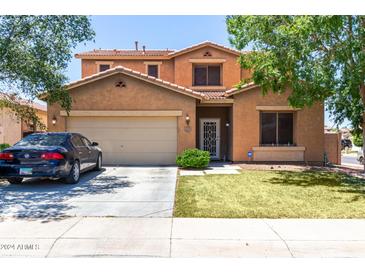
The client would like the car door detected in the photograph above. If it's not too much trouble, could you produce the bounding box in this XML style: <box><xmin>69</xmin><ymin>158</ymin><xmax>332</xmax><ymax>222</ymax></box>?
<box><xmin>81</xmin><ymin>136</ymin><xmax>98</xmax><ymax>168</ymax></box>
<box><xmin>71</xmin><ymin>135</ymin><xmax>89</xmax><ymax>171</ymax></box>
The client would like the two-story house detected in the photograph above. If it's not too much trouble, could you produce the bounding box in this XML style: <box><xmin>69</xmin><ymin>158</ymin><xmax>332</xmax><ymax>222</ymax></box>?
<box><xmin>47</xmin><ymin>41</ymin><xmax>324</xmax><ymax>165</ymax></box>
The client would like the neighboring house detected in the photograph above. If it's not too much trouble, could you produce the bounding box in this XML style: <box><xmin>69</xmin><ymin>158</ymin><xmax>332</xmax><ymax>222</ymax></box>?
<box><xmin>0</xmin><ymin>102</ymin><xmax>47</xmax><ymax>145</ymax></box>
<box><xmin>47</xmin><ymin>41</ymin><xmax>324</xmax><ymax>165</ymax></box>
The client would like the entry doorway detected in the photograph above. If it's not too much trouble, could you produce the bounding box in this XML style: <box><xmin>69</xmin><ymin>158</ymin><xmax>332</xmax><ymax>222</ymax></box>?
<box><xmin>199</xmin><ymin>118</ymin><xmax>221</xmax><ymax>160</ymax></box>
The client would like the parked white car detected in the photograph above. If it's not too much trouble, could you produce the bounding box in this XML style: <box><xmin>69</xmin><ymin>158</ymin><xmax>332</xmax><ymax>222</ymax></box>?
<box><xmin>357</xmin><ymin>149</ymin><xmax>364</xmax><ymax>164</ymax></box>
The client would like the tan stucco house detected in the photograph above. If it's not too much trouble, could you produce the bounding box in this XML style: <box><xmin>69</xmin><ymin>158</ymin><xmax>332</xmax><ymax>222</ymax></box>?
<box><xmin>0</xmin><ymin>101</ymin><xmax>47</xmax><ymax>145</ymax></box>
<box><xmin>47</xmin><ymin>41</ymin><xmax>324</xmax><ymax>165</ymax></box>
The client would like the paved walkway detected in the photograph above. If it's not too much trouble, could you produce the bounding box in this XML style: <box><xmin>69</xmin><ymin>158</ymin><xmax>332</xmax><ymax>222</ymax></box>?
<box><xmin>1</xmin><ymin>217</ymin><xmax>365</xmax><ymax>257</ymax></box>
<box><xmin>180</xmin><ymin>163</ymin><xmax>241</xmax><ymax>176</ymax></box>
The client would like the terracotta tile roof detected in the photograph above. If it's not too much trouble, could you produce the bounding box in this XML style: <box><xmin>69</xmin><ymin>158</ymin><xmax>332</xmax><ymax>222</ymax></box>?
<box><xmin>200</xmin><ymin>91</ymin><xmax>227</xmax><ymax>100</ymax></box>
<box><xmin>225</xmin><ymin>82</ymin><xmax>258</xmax><ymax>96</ymax></box>
<box><xmin>76</xmin><ymin>49</ymin><xmax>175</xmax><ymax>57</ymax></box>
<box><xmin>66</xmin><ymin>65</ymin><xmax>204</xmax><ymax>99</ymax></box>
<box><xmin>75</xmin><ymin>41</ymin><xmax>249</xmax><ymax>59</ymax></box>
<box><xmin>168</xmin><ymin>41</ymin><xmax>247</xmax><ymax>57</ymax></box>
<box><xmin>0</xmin><ymin>92</ymin><xmax>47</xmax><ymax>111</ymax></box>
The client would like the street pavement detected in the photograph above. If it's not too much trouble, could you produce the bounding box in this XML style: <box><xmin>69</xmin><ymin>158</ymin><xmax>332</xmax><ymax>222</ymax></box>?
<box><xmin>1</xmin><ymin>217</ymin><xmax>365</xmax><ymax>258</ymax></box>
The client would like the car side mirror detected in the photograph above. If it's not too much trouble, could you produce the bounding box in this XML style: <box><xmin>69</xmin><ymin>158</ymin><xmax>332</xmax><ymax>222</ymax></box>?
<box><xmin>91</xmin><ymin>142</ymin><xmax>99</xmax><ymax>146</ymax></box>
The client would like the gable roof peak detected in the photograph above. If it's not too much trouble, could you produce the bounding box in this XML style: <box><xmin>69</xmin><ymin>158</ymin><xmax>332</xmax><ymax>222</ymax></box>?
<box><xmin>65</xmin><ymin>65</ymin><xmax>204</xmax><ymax>100</ymax></box>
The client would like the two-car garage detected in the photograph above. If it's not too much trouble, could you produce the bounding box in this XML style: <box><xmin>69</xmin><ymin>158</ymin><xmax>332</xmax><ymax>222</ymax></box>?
<box><xmin>48</xmin><ymin>67</ymin><xmax>199</xmax><ymax>165</ymax></box>
<box><xmin>66</xmin><ymin>115</ymin><xmax>178</xmax><ymax>165</ymax></box>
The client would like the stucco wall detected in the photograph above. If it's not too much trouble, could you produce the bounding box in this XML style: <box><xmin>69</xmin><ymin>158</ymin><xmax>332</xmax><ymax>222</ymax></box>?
<box><xmin>0</xmin><ymin>108</ymin><xmax>22</xmax><ymax>145</ymax></box>
<box><xmin>324</xmin><ymin>132</ymin><xmax>341</xmax><ymax>165</ymax></box>
<box><xmin>81</xmin><ymin>59</ymin><xmax>175</xmax><ymax>83</ymax></box>
<box><xmin>174</xmin><ymin>46</ymin><xmax>245</xmax><ymax>89</ymax></box>
<box><xmin>48</xmin><ymin>73</ymin><xmax>197</xmax><ymax>153</ymax></box>
<box><xmin>232</xmin><ymin>87</ymin><xmax>324</xmax><ymax>162</ymax></box>
<box><xmin>80</xmin><ymin>46</ymin><xmax>251</xmax><ymax>90</ymax></box>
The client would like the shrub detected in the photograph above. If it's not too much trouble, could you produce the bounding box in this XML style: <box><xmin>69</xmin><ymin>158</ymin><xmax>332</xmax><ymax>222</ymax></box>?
<box><xmin>176</xmin><ymin>148</ymin><xmax>210</xmax><ymax>169</ymax></box>
<box><xmin>352</xmin><ymin>132</ymin><xmax>363</xmax><ymax>147</ymax></box>
<box><xmin>0</xmin><ymin>143</ymin><xmax>10</xmax><ymax>151</ymax></box>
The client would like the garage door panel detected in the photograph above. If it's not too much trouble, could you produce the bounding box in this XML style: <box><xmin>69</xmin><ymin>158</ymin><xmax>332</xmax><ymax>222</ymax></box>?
<box><xmin>95</xmin><ymin>140</ymin><xmax>177</xmax><ymax>153</ymax></box>
<box><xmin>102</xmin><ymin>152</ymin><xmax>176</xmax><ymax>165</ymax></box>
<box><xmin>66</xmin><ymin>116</ymin><xmax>177</xmax><ymax>165</ymax></box>
<box><xmin>67</xmin><ymin>117</ymin><xmax>176</xmax><ymax>128</ymax></box>
<box><xmin>68</xmin><ymin>128</ymin><xmax>177</xmax><ymax>141</ymax></box>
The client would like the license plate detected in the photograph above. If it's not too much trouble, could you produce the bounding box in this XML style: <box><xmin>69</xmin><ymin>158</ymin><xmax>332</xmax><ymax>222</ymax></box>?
<box><xmin>19</xmin><ymin>168</ymin><xmax>32</xmax><ymax>175</ymax></box>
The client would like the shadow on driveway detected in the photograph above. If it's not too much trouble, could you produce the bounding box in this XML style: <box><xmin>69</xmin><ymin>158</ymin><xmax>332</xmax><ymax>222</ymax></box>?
<box><xmin>0</xmin><ymin>168</ymin><xmax>134</xmax><ymax>222</ymax></box>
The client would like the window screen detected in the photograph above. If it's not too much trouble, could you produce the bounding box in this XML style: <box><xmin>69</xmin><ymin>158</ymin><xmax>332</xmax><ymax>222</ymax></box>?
<box><xmin>147</xmin><ymin>65</ymin><xmax>159</xmax><ymax>78</ymax></box>
<box><xmin>193</xmin><ymin>65</ymin><xmax>221</xmax><ymax>86</ymax></box>
<box><xmin>99</xmin><ymin>64</ymin><xmax>110</xmax><ymax>72</ymax></box>
<box><xmin>260</xmin><ymin>112</ymin><xmax>294</xmax><ymax>145</ymax></box>
<box><xmin>260</xmin><ymin>113</ymin><xmax>277</xmax><ymax>145</ymax></box>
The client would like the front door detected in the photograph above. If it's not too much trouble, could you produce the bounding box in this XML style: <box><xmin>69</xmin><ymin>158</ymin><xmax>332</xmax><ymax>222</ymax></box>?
<box><xmin>200</xmin><ymin>118</ymin><xmax>220</xmax><ymax>160</ymax></box>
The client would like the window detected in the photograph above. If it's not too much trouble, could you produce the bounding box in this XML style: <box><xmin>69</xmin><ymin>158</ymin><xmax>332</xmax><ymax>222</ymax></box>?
<box><xmin>260</xmin><ymin>112</ymin><xmax>294</xmax><ymax>146</ymax></box>
<box><xmin>99</xmin><ymin>64</ymin><xmax>110</xmax><ymax>72</ymax></box>
<box><xmin>16</xmin><ymin>134</ymin><xmax>66</xmax><ymax>147</ymax></box>
<box><xmin>147</xmin><ymin>64</ymin><xmax>159</xmax><ymax>78</ymax></box>
<box><xmin>193</xmin><ymin>65</ymin><xmax>221</xmax><ymax>86</ymax></box>
<box><xmin>81</xmin><ymin>137</ymin><xmax>92</xmax><ymax>147</ymax></box>
<box><xmin>71</xmin><ymin>135</ymin><xmax>84</xmax><ymax>147</ymax></box>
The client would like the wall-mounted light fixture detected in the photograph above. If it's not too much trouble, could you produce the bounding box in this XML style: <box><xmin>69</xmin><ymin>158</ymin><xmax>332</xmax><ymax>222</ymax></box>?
<box><xmin>226</xmin><ymin>121</ymin><xmax>230</xmax><ymax>127</ymax></box>
<box><xmin>52</xmin><ymin>116</ymin><xmax>57</xmax><ymax>126</ymax></box>
<box><xmin>185</xmin><ymin>114</ymin><xmax>190</xmax><ymax>126</ymax></box>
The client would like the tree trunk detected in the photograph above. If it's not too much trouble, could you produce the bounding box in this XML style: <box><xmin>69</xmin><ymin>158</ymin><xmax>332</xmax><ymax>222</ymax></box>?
<box><xmin>361</xmin><ymin>84</ymin><xmax>365</xmax><ymax>172</ymax></box>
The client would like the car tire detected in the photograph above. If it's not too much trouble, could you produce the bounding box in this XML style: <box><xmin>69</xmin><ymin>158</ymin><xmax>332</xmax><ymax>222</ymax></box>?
<box><xmin>93</xmin><ymin>154</ymin><xmax>102</xmax><ymax>171</ymax></box>
<box><xmin>64</xmin><ymin>161</ymin><xmax>80</xmax><ymax>184</ymax></box>
<box><xmin>7</xmin><ymin>178</ymin><xmax>23</xmax><ymax>184</ymax></box>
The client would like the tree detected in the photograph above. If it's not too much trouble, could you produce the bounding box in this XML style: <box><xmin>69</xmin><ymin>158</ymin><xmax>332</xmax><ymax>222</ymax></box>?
<box><xmin>226</xmin><ymin>16</ymin><xmax>365</xmax><ymax>167</ymax></box>
<box><xmin>352</xmin><ymin>130</ymin><xmax>363</xmax><ymax>147</ymax></box>
<box><xmin>0</xmin><ymin>16</ymin><xmax>95</xmax><ymax>129</ymax></box>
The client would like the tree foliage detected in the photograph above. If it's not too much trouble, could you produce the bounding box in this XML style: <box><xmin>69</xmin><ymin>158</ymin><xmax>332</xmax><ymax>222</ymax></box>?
<box><xmin>226</xmin><ymin>16</ymin><xmax>365</xmax><ymax>130</ymax></box>
<box><xmin>0</xmin><ymin>16</ymin><xmax>95</xmax><ymax>129</ymax></box>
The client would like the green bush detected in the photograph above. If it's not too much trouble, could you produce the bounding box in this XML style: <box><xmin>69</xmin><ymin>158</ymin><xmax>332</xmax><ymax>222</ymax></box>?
<box><xmin>352</xmin><ymin>132</ymin><xmax>363</xmax><ymax>147</ymax></box>
<box><xmin>0</xmin><ymin>143</ymin><xmax>10</xmax><ymax>151</ymax></box>
<box><xmin>176</xmin><ymin>148</ymin><xmax>210</xmax><ymax>169</ymax></box>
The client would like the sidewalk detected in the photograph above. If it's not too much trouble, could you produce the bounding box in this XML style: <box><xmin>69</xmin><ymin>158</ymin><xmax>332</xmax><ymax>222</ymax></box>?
<box><xmin>1</xmin><ymin>217</ymin><xmax>365</xmax><ymax>258</ymax></box>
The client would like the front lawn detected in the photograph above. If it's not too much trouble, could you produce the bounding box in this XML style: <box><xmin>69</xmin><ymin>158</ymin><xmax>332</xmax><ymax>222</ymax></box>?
<box><xmin>174</xmin><ymin>170</ymin><xmax>365</xmax><ymax>218</ymax></box>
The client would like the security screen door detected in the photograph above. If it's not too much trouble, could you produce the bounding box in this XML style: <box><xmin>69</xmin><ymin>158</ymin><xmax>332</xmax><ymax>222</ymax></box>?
<box><xmin>200</xmin><ymin>118</ymin><xmax>220</xmax><ymax>159</ymax></box>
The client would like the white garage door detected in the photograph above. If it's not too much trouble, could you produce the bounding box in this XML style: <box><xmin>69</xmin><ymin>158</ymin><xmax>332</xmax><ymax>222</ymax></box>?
<box><xmin>66</xmin><ymin>116</ymin><xmax>177</xmax><ymax>165</ymax></box>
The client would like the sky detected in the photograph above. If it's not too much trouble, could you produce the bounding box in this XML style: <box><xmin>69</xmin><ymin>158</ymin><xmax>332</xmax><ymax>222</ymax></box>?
<box><xmin>66</xmin><ymin>15</ymin><xmax>336</xmax><ymax>126</ymax></box>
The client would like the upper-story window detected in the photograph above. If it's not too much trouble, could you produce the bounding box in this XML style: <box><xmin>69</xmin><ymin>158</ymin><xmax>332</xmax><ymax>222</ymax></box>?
<box><xmin>193</xmin><ymin>64</ymin><xmax>221</xmax><ymax>86</ymax></box>
<box><xmin>96</xmin><ymin>61</ymin><xmax>114</xmax><ymax>73</ymax></box>
<box><xmin>99</xmin><ymin>64</ymin><xmax>110</xmax><ymax>72</ymax></box>
<box><xmin>147</xmin><ymin>64</ymin><xmax>159</xmax><ymax>78</ymax></box>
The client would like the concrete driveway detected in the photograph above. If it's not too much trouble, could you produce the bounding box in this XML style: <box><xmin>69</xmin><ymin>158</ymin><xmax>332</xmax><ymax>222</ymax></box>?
<box><xmin>0</xmin><ymin>166</ymin><xmax>177</xmax><ymax>219</ymax></box>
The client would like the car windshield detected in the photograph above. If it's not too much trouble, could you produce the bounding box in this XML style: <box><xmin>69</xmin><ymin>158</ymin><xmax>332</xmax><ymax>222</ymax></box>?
<box><xmin>15</xmin><ymin>134</ymin><xmax>67</xmax><ymax>147</ymax></box>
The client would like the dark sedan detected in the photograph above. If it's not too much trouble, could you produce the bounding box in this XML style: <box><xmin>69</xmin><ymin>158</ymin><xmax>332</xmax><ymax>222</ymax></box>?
<box><xmin>0</xmin><ymin>132</ymin><xmax>102</xmax><ymax>184</ymax></box>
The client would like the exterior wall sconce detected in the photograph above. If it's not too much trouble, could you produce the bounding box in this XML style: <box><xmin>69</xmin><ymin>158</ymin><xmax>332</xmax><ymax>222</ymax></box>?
<box><xmin>226</xmin><ymin>122</ymin><xmax>230</xmax><ymax>127</ymax></box>
<box><xmin>185</xmin><ymin>114</ymin><xmax>190</xmax><ymax>125</ymax></box>
<box><xmin>52</xmin><ymin>116</ymin><xmax>57</xmax><ymax>126</ymax></box>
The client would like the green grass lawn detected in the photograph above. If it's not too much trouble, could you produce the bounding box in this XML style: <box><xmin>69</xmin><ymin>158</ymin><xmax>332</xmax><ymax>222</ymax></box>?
<box><xmin>174</xmin><ymin>170</ymin><xmax>365</xmax><ymax>218</ymax></box>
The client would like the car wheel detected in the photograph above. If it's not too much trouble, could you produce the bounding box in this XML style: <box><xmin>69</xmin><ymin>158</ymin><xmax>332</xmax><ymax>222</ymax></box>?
<box><xmin>7</xmin><ymin>178</ymin><xmax>23</xmax><ymax>184</ymax></box>
<box><xmin>64</xmin><ymin>161</ymin><xmax>80</xmax><ymax>184</ymax></box>
<box><xmin>93</xmin><ymin>154</ymin><xmax>102</xmax><ymax>171</ymax></box>
<box><xmin>360</xmin><ymin>157</ymin><xmax>364</xmax><ymax>165</ymax></box>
